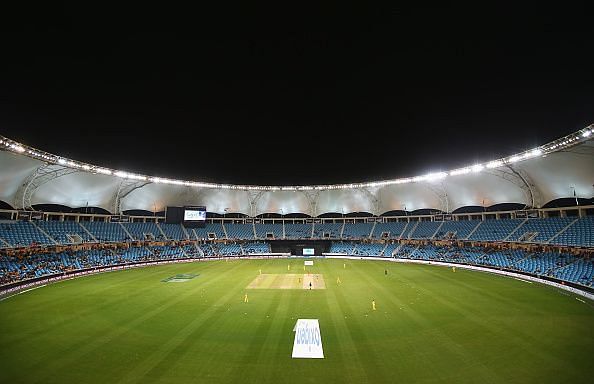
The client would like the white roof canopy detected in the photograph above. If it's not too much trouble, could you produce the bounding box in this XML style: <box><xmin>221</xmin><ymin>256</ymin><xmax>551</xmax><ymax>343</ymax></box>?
<box><xmin>1</xmin><ymin>126</ymin><xmax>592</xmax><ymax>216</ymax></box>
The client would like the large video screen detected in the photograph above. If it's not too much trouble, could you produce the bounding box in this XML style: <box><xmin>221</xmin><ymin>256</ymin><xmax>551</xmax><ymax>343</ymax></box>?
<box><xmin>184</xmin><ymin>208</ymin><xmax>206</xmax><ymax>221</ymax></box>
<box><xmin>183</xmin><ymin>206</ymin><xmax>207</xmax><ymax>227</ymax></box>
<box><xmin>303</xmin><ymin>248</ymin><xmax>315</xmax><ymax>256</ymax></box>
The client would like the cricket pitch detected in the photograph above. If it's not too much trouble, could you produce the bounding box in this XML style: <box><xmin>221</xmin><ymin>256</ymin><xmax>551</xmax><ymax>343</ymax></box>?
<box><xmin>246</xmin><ymin>274</ymin><xmax>326</xmax><ymax>290</ymax></box>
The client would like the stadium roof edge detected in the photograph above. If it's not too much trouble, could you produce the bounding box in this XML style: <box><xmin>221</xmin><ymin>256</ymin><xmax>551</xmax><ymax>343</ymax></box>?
<box><xmin>0</xmin><ymin>124</ymin><xmax>592</xmax><ymax>191</ymax></box>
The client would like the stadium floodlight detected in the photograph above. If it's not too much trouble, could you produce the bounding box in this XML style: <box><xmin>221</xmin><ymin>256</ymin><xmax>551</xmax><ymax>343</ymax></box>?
<box><xmin>12</xmin><ymin>144</ymin><xmax>25</xmax><ymax>153</ymax></box>
<box><xmin>425</xmin><ymin>172</ymin><xmax>448</xmax><ymax>181</ymax></box>
<box><xmin>583</xmin><ymin>130</ymin><xmax>592</xmax><ymax>138</ymax></box>
<box><xmin>95</xmin><ymin>168</ymin><xmax>112</xmax><ymax>175</ymax></box>
<box><xmin>58</xmin><ymin>158</ymin><xmax>67</xmax><ymax>165</ymax></box>
<box><xmin>114</xmin><ymin>171</ymin><xmax>128</xmax><ymax>178</ymax></box>
<box><xmin>472</xmin><ymin>164</ymin><xmax>484</xmax><ymax>173</ymax></box>
<box><xmin>486</xmin><ymin>160</ymin><xmax>503</xmax><ymax>168</ymax></box>
<box><xmin>395</xmin><ymin>178</ymin><xmax>412</xmax><ymax>184</ymax></box>
<box><xmin>508</xmin><ymin>155</ymin><xmax>521</xmax><ymax>163</ymax></box>
<box><xmin>450</xmin><ymin>167</ymin><xmax>472</xmax><ymax>176</ymax></box>
<box><xmin>129</xmin><ymin>173</ymin><xmax>141</xmax><ymax>180</ymax></box>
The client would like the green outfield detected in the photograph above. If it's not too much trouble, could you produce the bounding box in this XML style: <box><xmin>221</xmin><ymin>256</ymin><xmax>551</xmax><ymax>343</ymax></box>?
<box><xmin>0</xmin><ymin>258</ymin><xmax>593</xmax><ymax>383</ymax></box>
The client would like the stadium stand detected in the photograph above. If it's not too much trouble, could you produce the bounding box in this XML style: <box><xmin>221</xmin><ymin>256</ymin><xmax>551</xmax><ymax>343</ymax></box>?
<box><xmin>254</xmin><ymin>223</ymin><xmax>283</xmax><ymax>240</ymax></box>
<box><xmin>81</xmin><ymin>221</ymin><xmax>131</xmax><ymax>242</ymax></box>
<box><xmin>508</xmin><ymin>217</ymin><xmax>576</xmax><ymax>243</ymax></box>
<box><xmin>1</xmin><ymin>126</ymin><xmax>593</xmax><ymax>294</ymax></box>
<box><xmin>434</xmin><ymin>220</ymin><xmax>480</xmax><ymax>240</ymax></box>
<box><xmin>123</xmin><ymin>222</ymin><xmax>165</xmax><ymax>241</ymax></box>
<box><xmin>224</xmin><ymin>223</ymin><xmax>256</xmax><ymax>240</ymax></box>
<box><xmin>370</xmin><ymin>221</ymin><xmax>408</xmax><ymax>239</ymax></box>
<box><xmin>312</xmin><ymin>222</ymin><xmax>342</xmax><ymax>239</ymax></box>
<box><xmin>341</xmin><ymin>222</ymin><xmax>374</xmax><ymax>239</ymax></box>
<box><xmin>158</xmin><ymin>223</ymin><xmax>188</xmax><ymax>240</ymax></box>
<box><xmin>0</xmin><ymin>221</ymin><xmax>54</xmax><ymax>246</ymax></box>
<box><xmin>467</xmin><ymin>218</ymin><xmax>524</xmax><ymax>241</ymax></box>
<box><xmin>1</xmin><ymin>214</ymin><xmax>593</xmax><ymax>288</ymax></box>
<box><xmin>283</xmin><ymin>223</ymin><xmax>313</xmax><ymax>239</ymax></box>
<box><xmin>410</xmin><ymin>221</ymin><xmax>443</xmax><ymax>239</ymax></box>
<box><xmin>550</xmin><ymin>216</ymin><xmax>594</xmax><ymax>247</ymax></box>
<box><xmin>36</xmin><ymin>220</ymin><xmax>95</xmax><ymax>244</ymax></box>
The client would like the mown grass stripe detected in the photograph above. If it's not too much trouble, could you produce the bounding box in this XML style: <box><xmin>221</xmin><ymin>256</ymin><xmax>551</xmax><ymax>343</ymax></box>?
<box><xmin>20</xmin><ymin>260</ymin><xmax>249</xmax><ymax>383</ymax></box>
<box><xmin>1</xmin><ymin>259</ymin><xmax>592</xmax><ymax>384</ymax></box>
<box><xmin>350</xmin><ymin>260</ymin><xmax>505</xmax><ymax>383</ymax></box>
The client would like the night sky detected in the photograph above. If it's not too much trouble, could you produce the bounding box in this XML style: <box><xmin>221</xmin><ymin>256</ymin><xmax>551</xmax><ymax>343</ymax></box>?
<box><xmin>1</xmin><ymin>4</ymin><xmax>592</xmax><ymax>186</ymax></box>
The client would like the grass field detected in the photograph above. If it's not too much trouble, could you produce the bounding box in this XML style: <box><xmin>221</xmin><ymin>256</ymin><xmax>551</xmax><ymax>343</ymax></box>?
<box><xmin>0</xmin><ymin>258</ymin><xmax>593</xmax><ymax>383</ymax></box>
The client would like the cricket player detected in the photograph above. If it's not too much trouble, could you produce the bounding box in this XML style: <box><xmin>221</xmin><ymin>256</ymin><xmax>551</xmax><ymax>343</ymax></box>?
<box><xmin>244</xmin><ymin>293</ymin><xmax>249</xmax><ymax>303</ymax></box>
<box><xmin>372</xmin><ymin>299</ymin><xmax>376</xmax><ymax>311</ymax></box>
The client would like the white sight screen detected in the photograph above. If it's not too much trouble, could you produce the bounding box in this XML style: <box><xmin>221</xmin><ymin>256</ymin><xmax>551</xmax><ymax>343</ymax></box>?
<box><xmin>303</xmin><ymin>248</ymin><xmax>315</xmax><ymax>255</ymax></box>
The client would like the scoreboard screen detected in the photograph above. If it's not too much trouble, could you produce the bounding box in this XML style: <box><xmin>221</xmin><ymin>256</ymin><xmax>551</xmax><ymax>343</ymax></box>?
<box><xmin>184</xmin><ymin>208</ymin><xmax>206</xmax><ymax>221</ymax></box>
<box><xmin>166</xmin><ymin>206</ymin><xmax>207</xmax><ymax>227</ymax></box>
<box><xmin>183</xmin><ymin>206</ymin><xmax>206</xmax><ymax>228</ymax></box>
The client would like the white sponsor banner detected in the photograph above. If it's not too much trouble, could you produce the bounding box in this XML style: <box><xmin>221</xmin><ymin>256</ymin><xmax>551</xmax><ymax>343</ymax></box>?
<box><xmin>304</xmin><ymin>260</ymin><xmax>314</xmax><ymax>266</ymax></box>
<box><xmin>292</xmin><ymin>319</ymin><xmax>324</xmax><ymax>359</ymax></box>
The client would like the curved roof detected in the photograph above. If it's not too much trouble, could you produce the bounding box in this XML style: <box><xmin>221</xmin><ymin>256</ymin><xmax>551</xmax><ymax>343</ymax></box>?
<box><xmin>1</xmin><ymin>126</ymin><xmax>593</xmax><ymax>216</ymax></box>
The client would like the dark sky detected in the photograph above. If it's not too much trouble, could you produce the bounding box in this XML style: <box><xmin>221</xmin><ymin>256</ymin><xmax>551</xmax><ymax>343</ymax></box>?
<box><xmin>1</xmin><ymin>4</ymin><xmax>592</xmax><ymax>186</ymax></box>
